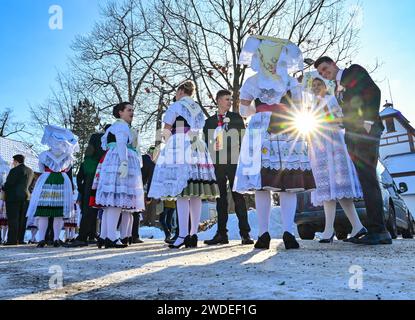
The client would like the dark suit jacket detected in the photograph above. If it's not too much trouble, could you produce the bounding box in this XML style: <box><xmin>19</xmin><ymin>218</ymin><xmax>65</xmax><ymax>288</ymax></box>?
<box><xmin>4</xmin><ymin>164</ymin><xmax>34</xmax><ymax>202</ymax></box>
<box><xmin>340</xmin><ymin>64</ymin><xmax>385</xmax><ymax>137</ymax></box>
<box><xmin>203</xmin><ymin>111</ymin><xmax>245</xmax><ymax>165</ymax></box>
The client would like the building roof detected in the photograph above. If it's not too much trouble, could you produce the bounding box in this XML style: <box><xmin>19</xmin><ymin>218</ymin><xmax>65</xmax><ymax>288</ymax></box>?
<box><xmin>380</xmin><ymin>107</ymin><xmax>400</xmax><ymax>117</ymax></box>
<box><xmin>383</xmin><ymin>153</ymin><xmax>415</xmax><ymax>174</ymax></box>
<box><xmin>0</xmin><ymin>137</ymin><xmax>39</xmax><ymax>172</ymax></box>
<box><xmin>380</xmin><ymin>103</ymin><xmax>414</xmax><ymax>131</ymax></box>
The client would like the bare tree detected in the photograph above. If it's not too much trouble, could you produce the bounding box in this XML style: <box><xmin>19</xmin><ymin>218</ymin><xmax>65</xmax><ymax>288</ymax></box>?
<box><xmin>71</xmin><ymin>0</ymin><xmax>168</xmax><ymax>110</ymax></box>
<box><xmin>157</xmin><ymin>0</ymin><xmax>361</xmax><ymax>112</ymax></box>
<box><xmin>0</xmin><ymin>108</ymin><xmax>27</xmax><ymax>138</ymax></box>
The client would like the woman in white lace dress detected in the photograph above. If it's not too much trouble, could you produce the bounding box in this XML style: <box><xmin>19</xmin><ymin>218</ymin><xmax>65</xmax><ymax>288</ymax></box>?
<box><xmin>26</xmin><ymin>125</ymin><xmax>79</xmax><ymax>247</ymax></box>
<box><xmin>234</xmin><ymin>36</ymin><xmax>315</xmax><ymax>250</ymax></box>
<box><xmin>307</xmin><ymin>77</ymin><xmax>366</xmax><ymax>243</ymax></box>
<box><xmin>95</xmin><ymin>102</ymin><xmax>145</xmax><ymax>249</ymax></box>
<box><xmin>149</xmin><ymin>81</ymin><xmax>219</xmax><ymax>249</ymax></box>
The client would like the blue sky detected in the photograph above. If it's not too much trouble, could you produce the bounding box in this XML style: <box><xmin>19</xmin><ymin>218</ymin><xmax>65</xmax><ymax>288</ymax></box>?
<box><xmin>0</xmin><ymin>0</ymin><xmax>101</xmax><ymax>123</ymax></box>
<box><xmin>0</xmin><ymin>0</ymin><xmax>414</xmax><ymax>135</ymax></box>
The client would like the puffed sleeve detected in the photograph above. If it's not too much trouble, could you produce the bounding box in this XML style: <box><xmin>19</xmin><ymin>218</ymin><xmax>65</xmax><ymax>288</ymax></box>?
<box><xmin>288</xmin><ymin>77</ymin><xmax>302</xmax><ymax>103</ymax></box>
<box><xmin>163</xmin><ymin>102</ymin><xmax>179</xmax><ymax>126</ymax></box>
<box><xmin>239</xmin><ymin>77</ymin><xmax>255</xmax><ymax>102</ymax></box>
<box><xmin>111</xmin><ymin>123</ymin><xmax>129</xmax><ymax>163</ymax></box>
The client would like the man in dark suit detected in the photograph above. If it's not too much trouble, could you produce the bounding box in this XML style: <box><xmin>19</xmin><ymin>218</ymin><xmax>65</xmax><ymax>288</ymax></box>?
<box><xmin>315</xmin><ymin>56</ymin><xmax>392</xmax><ymax>245</ymax></box>
<box><xmin>3</xmin><ymin>155</ymin><xmax>34</xmax><ymax>245</ymax></box>
<box><xmin>203</xmin><ymin>90</ymin><xmax>253</xmax><ymax>245</ymax></box>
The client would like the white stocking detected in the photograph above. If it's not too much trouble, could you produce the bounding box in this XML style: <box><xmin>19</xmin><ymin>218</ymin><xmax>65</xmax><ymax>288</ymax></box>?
<box><xmin>37</xmin><ymin>217</ymin><xmax>49</xmax><ymax>241</ymax></box>
<box><xmin>339</xmin><ymin>199</ymin><xmax>365</xmax><ymax>237</ymax></box>
<box><xmin>189</xmin><ymin>197</ymin><xmax>202</xmax><ymax>235</ymax></box>
<box><xmin>255</xmin><ymin>191</ymin><xmax>271</xmax><ymax>236</ymax></box>
<box><xmin>280</xmin><ymin>192</ymin><xmax>297</xmax><ymax>235</ymax></box>
<box><xmin>120</xmin><ymin>212</ymin><xmax>133</xmax><ymax>239</ymax></box>
<box><xmin>2</xmin><ymin>227</ymin><xmax>8</xmax><ymax>242</ymax></box>
<box><xmin>175</xmin><ymin>197</ymin><xmax>190</xmax><ymax>246</ymax></box>
<box><xmin>100</xmin><ymin>210</ymin><xmax>108</xmax><ymax>239</ymax></box>
<box><xmin>53</xmin><ymin>218</ymin><xmax>64</xmax><ymax>241</ymax></box>
<box><xmin>321</xmin><ymin>200</ymin><xmax>336</xmax><ymax>238</ymax></box>
<box><xmin>31</xmin><ymin>229</ymin><xmax>37</xmax><ymax>242</ymax></box>
<box><xmin>105</xmin><ymin>207</ymin><xmax>122</xmax><ymax>242</ymax></box>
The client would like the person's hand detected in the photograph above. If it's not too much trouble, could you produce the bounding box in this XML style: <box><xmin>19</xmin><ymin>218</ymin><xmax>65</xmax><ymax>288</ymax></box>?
<box><xmin>118</xmin><ymin>161</ymin><xmax>128</xmax><ymax>178</ymax></box>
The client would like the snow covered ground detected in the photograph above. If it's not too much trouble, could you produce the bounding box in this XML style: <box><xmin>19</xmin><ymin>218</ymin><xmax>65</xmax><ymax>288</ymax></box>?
<box><xmin>1</xmin><ymin>208</ymin><xmax>415</xmax><ymax>300</ymax></box>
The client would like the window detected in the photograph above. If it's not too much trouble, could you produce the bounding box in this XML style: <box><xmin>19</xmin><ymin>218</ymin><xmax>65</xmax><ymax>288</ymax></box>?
<box><xmin>385</xmin><ymin>118</ymin><xmax>396</xmax><ymax>133</ymax></box>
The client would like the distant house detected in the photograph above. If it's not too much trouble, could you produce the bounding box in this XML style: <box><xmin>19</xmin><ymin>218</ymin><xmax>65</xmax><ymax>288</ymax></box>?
<box><xmin>379</xmin><ymin>102</ymin><xmax>415</xmax><ymax>213</ymax></box>
<box><xmin>0</xmin><ymin>137</ymin><xmax>39</xmax><ymax>173</ymax></box>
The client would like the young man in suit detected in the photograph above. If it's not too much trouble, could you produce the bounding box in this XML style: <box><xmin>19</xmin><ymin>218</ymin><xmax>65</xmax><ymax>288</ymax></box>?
<box><xmin>315</xmin><ymin>56</ymin><xmax>392</xmax><ymax>245</ymax></box>
<box><xmin>3</xmin><ymin>155</ymin><xmax>34</xmax><ymax>245</ymax></box>
<box><xmin>203</xmin><ymin>90</ymin><xmax>253</xmax><ymax>245</ymax></box>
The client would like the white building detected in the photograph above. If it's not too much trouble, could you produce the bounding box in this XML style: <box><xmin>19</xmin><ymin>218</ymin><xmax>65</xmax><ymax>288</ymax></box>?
<box><xmin>379</xmin><ymin>102</ymin><xmax>415</xmax><ymax>213</ymax></box>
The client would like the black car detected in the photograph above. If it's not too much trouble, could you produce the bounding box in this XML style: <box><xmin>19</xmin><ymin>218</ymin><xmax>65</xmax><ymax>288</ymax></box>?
<box><xmin>295</xmin><ymin>161</ymin><xmax>415</xmax><ymax>240</ymax></box>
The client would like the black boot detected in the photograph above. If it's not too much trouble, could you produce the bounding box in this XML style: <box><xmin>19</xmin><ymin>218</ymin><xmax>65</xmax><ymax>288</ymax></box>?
<box><xmin>283</xmin><ymin>232</ymin><xmax>300</xmax><ymax>250</ymax></box>
<box><xmin>188</xmin><ymin>234</ymin><xmax>198</xmax><ymax>248</ymax></box>
<box><xmin>204</xmin><ymin>233</ymin><xmax>229</xmax><ymax>245</ymax></box>
<box><xmin>241</xmin><ymin>234</ymin><xmax>254</xmax><ymax>245</ymax></box>
<box><xmin>97</xmin><ymin>238</ymin><xmax>105</xmax><ymax>249</ymax></box>
<box><xmin>254</xmin><ymin>232</ymin><xmax>271</xmax><ymax>250</ymax></box>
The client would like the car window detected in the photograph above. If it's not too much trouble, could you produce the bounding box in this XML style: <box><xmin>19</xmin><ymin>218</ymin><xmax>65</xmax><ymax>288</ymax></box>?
<box><xmin>377</xmin><ymin>161</ymin><xmax>393</xmax><ymax>185</ymax></box>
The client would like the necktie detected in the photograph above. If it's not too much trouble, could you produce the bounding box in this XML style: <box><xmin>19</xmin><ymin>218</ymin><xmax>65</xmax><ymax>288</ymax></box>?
<box><xmin>218</xmin><ymin>114</ymin><xmax>224</xmax><ymax>127</ymax></box>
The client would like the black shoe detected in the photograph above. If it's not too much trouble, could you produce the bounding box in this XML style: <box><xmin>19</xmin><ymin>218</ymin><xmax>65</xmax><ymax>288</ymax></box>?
<box><xmin>241</xmin><ymin>234</ymin><xmax>254</xmax><ymax>245</ymax></box>
<box><xmin>121</xmin><ymin>237</ymin><xmax>129</xmax><ymax>245</ymax></box>
<box><xmin>107</xmin><ymin>239</ymin><xmax>128</xmax><ymax>249</ymax></box>
<box><xmin>64</xmin><ymin>240</ymin><xmax>89</xmax><ymax>248</ymax></box>
<box><xmin>37</xmin><ymin>240</ymin><xmax>47</xmax><ymax>248</ymax></box>
<box><xmin>166</xmin><ymin>234</ymin><xmax>178</xmax><ymax>244</ymax></box>
<box><xmin>283</xmin><ymin>232</ymin><xmax>300</xmax><ymax>250</ymax></box>
<box><xmin>168</xmin><ymin>236</ymin><xmax>188</xmax><ymax>249</ymax></box>
<box><xmin>97</xmin><ymin>238</ymin><xmax>105</xmax><ymax>249</ymax></box>
<box><xmin>343</xmin><ymin>227</ymin><xmax>368</xmax><ymax>243</ymax></box>
<box><xmin>352</xmin><ymin>232</ymin><xmax>392</xmax><ymax>245</ymax></box>
<box><xmin>188</xmin><ymin>234</ymin><xmax>198</xmax><ymax>248</ymax></box>
<box><xmin>28</xmin><ymin>240</ymin><xmax>38</xmax><ymax>245</ymax></box>
<box><xmin>104</xmin><ymin>238</ymin><xmax>112</xmax><ymax>249</ymax></box>
<box><xmin>131</xmin><ymin>237</ymin><xmax>144</xmax><ymax>244</ymax></box>
<box><xmin>53</xmin><ymin>240</ymin><xmax>63</xmax><ymax>248</ymax></box>
<box><xmin>4</xmin><ymin>242</ymin><xmax>18</xmax><ymax>246</ymax></box>
<box><xmin>319</xmin><ymin>233</ymin><xmax>335</xmax><ymax>244</ymax></box>
<box><xmin>204</xmin><ymin>233</ymin><xmax>229</xmax><ymax>245</ymax></box>
<box><xmin>254</xmin><ymin>232</ymin><xmax>271</xmax><ymax>250</ymax></box>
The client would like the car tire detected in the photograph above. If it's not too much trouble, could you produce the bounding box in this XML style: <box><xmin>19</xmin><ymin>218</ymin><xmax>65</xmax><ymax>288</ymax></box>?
<box><xmin>387</xmin><ymin>205</ymin><xmax>398</xmax><ymax>240</ymax></box>
<box><xmin>401</xmin><ymin>212</ymin><xmax>414</xmax><ymax>239</ymax></box>
<box><xmin>297</xmin><ymin>224</ymin><xmax>315</xmax><ymax>240</ymax></box>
